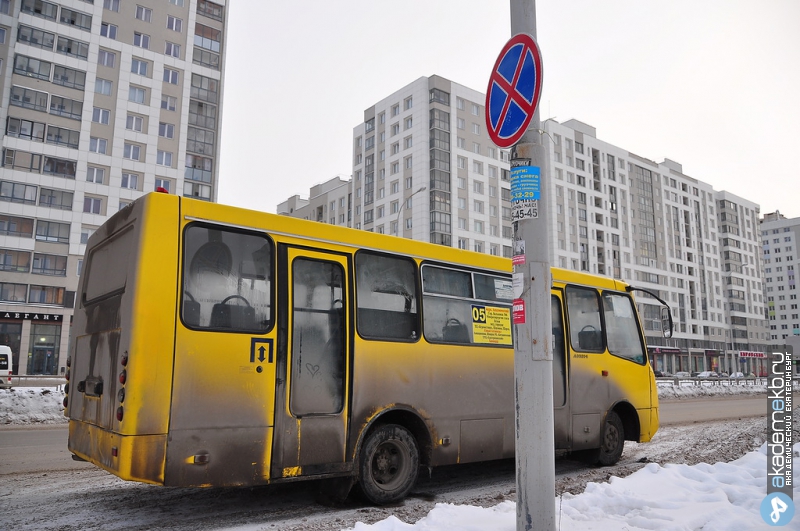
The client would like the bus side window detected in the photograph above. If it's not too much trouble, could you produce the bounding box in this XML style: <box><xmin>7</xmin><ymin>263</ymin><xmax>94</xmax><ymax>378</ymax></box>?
<box><xmin>355</xmin><ymin>251</ymin><xmax>419</xmax><ymax>341</ymax></box>
<box><xmin>603</xmin><ymin>292</ymin><xmax>645</xmax><ymax>364</ymax></box>
<box><xmin>182</xmin><ymin>225</ymin><xmax>272</xmax><ymax>332</ymax></box>
<box><xmin>421</xmin><ymin>265</ymin><xmax>473</xmax><ymax>344</ymax></box>
<box><xmin>566</xmin><ymin>286</ymin><xmax>603</xmax><ymax>353</ymax></box>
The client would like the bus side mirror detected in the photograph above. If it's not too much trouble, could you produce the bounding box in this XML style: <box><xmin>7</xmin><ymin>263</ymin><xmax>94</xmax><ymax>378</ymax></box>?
<box><xmin>661</xmin><ymin>306</ymin><xmax>673</xmax><ymax>339</ymax></box>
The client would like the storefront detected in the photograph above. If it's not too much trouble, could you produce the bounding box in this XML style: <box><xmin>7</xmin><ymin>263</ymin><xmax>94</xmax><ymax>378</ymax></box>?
<box><xmin>738</xmin><ymin>351</ymin><xmax>766</xmax><ymax>376</ymax></box>
<box><xmin>705</xmin><ymin>349</ymin><xmax>720</xmax><ymax>373</ymax></box>
<box><xmin>0</xmin><ymin>312</ymin><xmax>64</xmax><ymax>376</ymax></box>
<box><xmin>648</xmin><ymin>345</ymin><xmax>682</xmax><ymax>374</ymax></box>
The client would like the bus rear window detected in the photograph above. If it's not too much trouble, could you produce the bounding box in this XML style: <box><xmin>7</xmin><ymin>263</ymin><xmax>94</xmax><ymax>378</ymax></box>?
<box><xmin>182</xmin><ymin>225</ymin><xmax>273</xmax><ymax>332</ymax></box>
<box><xmin>83</xmin><ymin>226</ymin><xmax>134</xmax><ymax>303</ymax></box>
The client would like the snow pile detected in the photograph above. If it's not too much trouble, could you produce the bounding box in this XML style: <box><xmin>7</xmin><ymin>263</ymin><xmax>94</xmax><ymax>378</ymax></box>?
<box><xmin>347</xmin><ymin>444</ymin><xmax>799</xmax><ymax>531</ymax></box>
<box><xmin>0</xmin><ymin>387</ymin><xmax>67</xmax><ymax>425</ymax></box>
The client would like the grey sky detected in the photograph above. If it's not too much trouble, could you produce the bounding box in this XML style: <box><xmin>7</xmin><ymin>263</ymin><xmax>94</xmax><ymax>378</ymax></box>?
<box><xmin>218</xmin><ymin>0</ymin><xmax>800</xmax><ymax>218</ymax></box>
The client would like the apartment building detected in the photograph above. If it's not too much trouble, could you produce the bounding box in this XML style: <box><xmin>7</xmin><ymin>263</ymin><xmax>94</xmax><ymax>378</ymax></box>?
<box><xmin>760</xmin><ymin>211</ymin><xmax>800</xmax><ymax>350</ymax></box>
<box><xmin>0</xmin><ymin>0</ymin><xmax>227</xmax><ymax>375</ymax></box>
<box><xmin>280</xmin><ymin>75</ymin><xmax>770</xmax><ymax>376</ymax></box>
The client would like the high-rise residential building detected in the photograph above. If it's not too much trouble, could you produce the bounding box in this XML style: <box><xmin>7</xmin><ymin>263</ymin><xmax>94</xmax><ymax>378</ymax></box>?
<box><xmin>760</xmin><ymin>211</ymin><xmax>800</xmax><ymax>349</ymax></box>
<box><xmin>0</xmin><ymin>0</ymin><xmax>227</xmax><ymax>376</ymax></box>
<box><xmin>280</xmin><ymin>74</ymin><xmax>770</xmax><ymax>376</ymax></box>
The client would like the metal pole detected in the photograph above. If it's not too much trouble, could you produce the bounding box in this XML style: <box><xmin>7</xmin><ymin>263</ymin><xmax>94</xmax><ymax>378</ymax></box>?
<box><xmin>510</xmin><ymin>1</ymin><xmax>555</xmax><ymax>530</ymax></box>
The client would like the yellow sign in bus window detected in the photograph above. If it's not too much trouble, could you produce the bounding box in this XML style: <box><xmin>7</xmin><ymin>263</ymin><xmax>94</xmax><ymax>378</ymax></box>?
<box><xmin>471</xmin><ymin>304</ymin><xmax>512</xmax><ymax>345</ymax></box>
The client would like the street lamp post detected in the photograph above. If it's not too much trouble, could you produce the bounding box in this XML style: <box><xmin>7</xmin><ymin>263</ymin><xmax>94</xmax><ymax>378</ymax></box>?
<box><xmin>395</xmin><ymin>186</ymin><xmax>427</xmax><ymax>234</ymax></box>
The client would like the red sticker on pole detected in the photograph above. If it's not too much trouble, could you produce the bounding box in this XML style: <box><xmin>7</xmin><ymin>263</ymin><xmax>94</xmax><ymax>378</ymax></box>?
<box><xmin>513</xmin><ymin>298</ymin><xmax>526</xmax><ymax>324</ymax></box>
<box><xmin>485</xmin><ymin>33</ymin><xmax>543</xmax><ymax>148</ymax></box>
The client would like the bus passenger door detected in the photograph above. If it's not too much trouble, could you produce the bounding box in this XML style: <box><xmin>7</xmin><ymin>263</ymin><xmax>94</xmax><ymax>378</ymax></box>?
<box><xmin>272</xmin><ymin>247</ymin><xmax>350</xmax><ymax>479</ymax></box>
<box><xmin>551</xmin><ymin>294</ymin><xmax>570</xmax><ymax>449</ymax></box>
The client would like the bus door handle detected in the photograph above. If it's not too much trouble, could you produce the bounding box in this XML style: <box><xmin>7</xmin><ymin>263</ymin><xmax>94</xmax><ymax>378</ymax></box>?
<box><xmin>601</xmin><ymin>370</ymin><xmax>609</xmax><ymax>377</ymax></box>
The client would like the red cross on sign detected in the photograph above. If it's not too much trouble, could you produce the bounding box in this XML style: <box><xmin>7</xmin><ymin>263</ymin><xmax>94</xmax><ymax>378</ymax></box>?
<box><xmin>485</xmin><ymin>33</ymin><xmax>543</xmax><ymax>148</ymax></box>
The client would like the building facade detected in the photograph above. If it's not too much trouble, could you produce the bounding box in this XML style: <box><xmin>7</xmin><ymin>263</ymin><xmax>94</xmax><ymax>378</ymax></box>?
<box><xmin>280</xmin><ymin>75</ymin><xmax>771</xmax><ymax>376</ymax></box>
<box><xmin>0</xmin><ymin>0</ymin><xmax>227</xmax><ymax>375</ymax></box>
<box><xmin>760</xmin><ymin>211</ymin><xmax>800</xmax><ymax>350</ymax></box>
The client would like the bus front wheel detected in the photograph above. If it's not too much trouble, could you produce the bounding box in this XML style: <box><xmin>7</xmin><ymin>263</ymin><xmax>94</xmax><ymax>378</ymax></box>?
<box><xmin>585</xmin><ymin>410</ymin><xmax>625</xmax><ymax>466</ymax></box>
<box><xmin>359</xmin><ymin>424</ymin><xmax>419</xmax><ymax>505</ymax></box>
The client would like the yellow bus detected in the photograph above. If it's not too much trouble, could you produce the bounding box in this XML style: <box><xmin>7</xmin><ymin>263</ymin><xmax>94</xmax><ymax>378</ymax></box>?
<box><xmin>66</xmin><ymin>192</ymin><xmax>669</xmax><ymax>504</ymax></box>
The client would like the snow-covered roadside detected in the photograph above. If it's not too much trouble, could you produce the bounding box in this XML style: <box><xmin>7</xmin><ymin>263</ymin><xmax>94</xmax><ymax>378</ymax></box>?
<box><xmin>0</xmin><ymin>387</ymin><xmax>67</xmax><ymax>425</ymax></box>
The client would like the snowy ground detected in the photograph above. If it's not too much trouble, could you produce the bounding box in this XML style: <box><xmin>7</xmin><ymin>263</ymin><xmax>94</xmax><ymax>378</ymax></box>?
<box><xmin>1</xmin><ymin>382</ymin><xmax>797</xmax><ymax>530</ymax></box>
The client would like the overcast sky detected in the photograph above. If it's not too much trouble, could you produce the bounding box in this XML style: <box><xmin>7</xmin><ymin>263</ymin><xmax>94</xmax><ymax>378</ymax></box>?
<box><xmin>217</xmin><ymin>0</ymin><xmax>800</xmax><ymax>219</ymax></box>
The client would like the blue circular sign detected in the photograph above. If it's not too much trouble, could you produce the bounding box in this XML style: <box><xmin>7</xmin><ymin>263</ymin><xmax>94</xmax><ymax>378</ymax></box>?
<box><xmin>485</xmin><ymin>33</ymin><xmax>543</xmax><ymax>148</ymax></box>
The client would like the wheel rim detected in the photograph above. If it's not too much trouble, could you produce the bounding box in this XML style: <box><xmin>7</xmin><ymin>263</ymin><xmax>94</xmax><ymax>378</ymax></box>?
<box><xmin>602</xmin><ymin>421</ymin><xmax>620</xmax><ymax>454</ymax></box>
<box><xmin>371</xmin><ymin>440</ymin><xmax>410</xmax><ymax>491</ymax></box>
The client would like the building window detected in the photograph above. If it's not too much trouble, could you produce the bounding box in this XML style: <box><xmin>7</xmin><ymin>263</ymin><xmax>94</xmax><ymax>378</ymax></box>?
<box><xmin>88</xmin><ymin>137</ymin><xmax>107</xmax><ymax>154</ymax></box>
<box><xmin>158</xmin><ymin>123</ymin><xmax>175</xmax><ymax>139</ymax></box>
<box><xmin>83</xmin><ymin>196</ymin><xmax>102</xmax><ymax>214</ymax></box>
<box><xmin>53</xmin><ymin>65</ymin><xmax>86</xmax><ymax>90</ymax></box>
<box><xmin>35</xmin><ymin>220</ymin><xmax>70</xmax><ymax>243</ymax></box>
<box><xmin>194</xmin><ymin>23</ymin><xmax>220</xmax><ymax>52</ymax></box>
<box><xmin>130</xmin><ymin>58</ymin><xmax>149</xmax><ymax>76</ymax></box>
<box><xmin>167</xmin><ymin>15</ymin><xmax>183</xmax><ymax>32</ymax></box>
<box><xmin>155</xmin><ymin>178</ymin><xmax>171</xmax><ymax>193</ymax></box>
<box><xmin>14</xmin><ymin>54</ymin><xmax>51</xmax><ymax>81</ymax></box>
<box><xmin>103</xmin><ymin>0</ymin><xmax>120</xmax><ymax>11</ymax></box>
<box><xmin>56</xmin><ymin>36</ymin><xmax>89</xmax><ymax>59</ymax></box>
<box><xmin>189</xmin><ymin>74</ymin><xmax>219</xmax><ymax>103</ymax></box>
<box><xmin>17</xmin><ymin>25</ymin><xmax>55</xmax><ymax>49</ymax></box>
<box><xmin>32</xmin><ymin>253</ymin><xmax>67</xmax><ymax>276</ymax></box>
<box><xmin>163</xmin><ymin>68</ymin><xmax>180</xmax><ymax>84</ymax></box>
<box><xmin>59</xmin><ymin>8</ymin><xmax>92</xmax><ymax>31</ymax></box>
<box><xmin>135</xmin><ymin>5</ymin><xmax>152</xmax><ymax>22</ymax></box>
<box><xmin>29</xmin><ymin>286</ymin><xmax>65</xmax><ymax>308</ymax></box>
<box><xmin>123</xmin><ymin>143</ymin><xmax>141</xmax><ymax>161</ymax></box>
<box><xmin>126</xmin><ymin>114</ymin><xmax>144</xmax><ymax>132</ymax></box>
<box><xmin>98</xmin><ymin>50</ymin><xmax>116</xmax><ymax>67</ymax></box>
<box><xmin>128</xmin><ymin>86</ymin><xmax>147</xmax><ymax>104</ymax></box>
<box><xmin>187</xmin><ymin>127</ymin><xmax>214</xmax><ymax>154</ymax></box>
<box><xmin>21</xmin><ymin>0</ymin><xmax>58</xmax><ymax>20</ymax></box>
<box><xmin>39</xmin><ymin>188</ymin><xmax>73</xmax><ymax>210</ymax></box>
<box><xmin>86</xmin><ymin>166</ymin><xmax>105</xmax><ymax>184</ymax></box>
<box><xmin>10</xmin><ymin>86</ymin><xmax>48</xmax><ymax>112</ymax></box>
<box><xmin>157</xmin><ymin>150</ymin><xmax>173</xmax><ymax>167</ymax></box>
<box><xmin>197</xmin><ymin>0</ymin><xmax>224</xmax><ymax>21</ymax></box>
<box><xmin>80</xmin><ymin>226</ymin><xmax>96</xmax><ymax>245</ymax></box>
<box><xmin>121</xmin><ymin>173</ymin><xmax>139</xmax><ymax>190</ymax></box>
<box><xmin>161</xmin><ymin>95</ymin><xmax>178</xmax><ymax>111</ymax></box>
<box><xmin>95</xmin><ymin>78</ymin><xmax>113</xmax><ymax>95</ymax></box>
<box><xmin>6</xmin><ymin>117</ymin><xmax>45</xmax><ymax>142</ymax></box>
<box><xmin>100</xmin><ymin>22</ymin><xmax>117</xmax><ymax>39</ymax></box>
<box><xmin>165</xmin><ymin>42</ymin><xmax>181</xmax><ymax>58</ymax></box>
<box><xmin>43</xmin><ymin>157</ymin><xmax>77</xmax><ymax>178</ymax></box>
<box><xmin>92</xmin><ymin>107</ymin><xmax>110</xmax><ymax>125</ymax></box>
<box><xmin>0</xmin><ymin>181</ymin><xmax>37</xmax><ymax>204</ymax></box>
<box><xmin>133</xmin><ymin>32</ymin><xmax>150</xmax><ymax>49</ymax></box>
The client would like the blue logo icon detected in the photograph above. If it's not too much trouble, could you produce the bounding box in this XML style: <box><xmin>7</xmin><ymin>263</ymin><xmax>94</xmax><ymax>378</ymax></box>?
<box><xmin>761</xmin><ymin>493</ymin><xmax>795</xmax><ymax>526</ymax></box>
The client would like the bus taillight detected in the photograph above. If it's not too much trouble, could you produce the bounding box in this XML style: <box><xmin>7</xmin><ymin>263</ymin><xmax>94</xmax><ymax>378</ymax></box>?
<box><xmin>119</xmin><ymin>369</ymin><xmax>127</xmax><ymax>385</ymax></box>
<box><xmin>116</xmin><ymin>407</ymin><xmax>124</xmax><ymax>422</ymax></box>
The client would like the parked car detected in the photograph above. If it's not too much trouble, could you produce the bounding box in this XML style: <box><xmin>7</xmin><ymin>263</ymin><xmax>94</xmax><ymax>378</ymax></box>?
<box><xmin>0</xmin><ymin>345</ymin><xmax>12</xmax><ymax>389</ymax></box>
<box><xmin>653</xmin><ymin>370</ymin><xmax>671</xmax><ymax>377</ymax></box>
<box><xmin>674</xmin><ymin>371</ymin><xmax>691</xmax><ymax>378</ymax></box>
<box><xmin>696</xmin><ymin>371</ymin><xmax>718</xmax><ymax>378</ymax></box>
<box><xmin>730</xmin><ymin>372</ymin><xmax>745</xmax><ymax>378</ymax></box>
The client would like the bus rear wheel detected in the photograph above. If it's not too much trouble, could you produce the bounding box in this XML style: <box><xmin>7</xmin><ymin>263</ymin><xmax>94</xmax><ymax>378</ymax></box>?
<box><xmin>359</xmin><ymin>424</ymin><xmax>419</xmax><ymax>505</ymax></box>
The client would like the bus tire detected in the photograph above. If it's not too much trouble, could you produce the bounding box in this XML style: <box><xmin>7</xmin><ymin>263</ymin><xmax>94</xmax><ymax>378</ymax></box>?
<box><xmin>595</xmin><ymin>410</ymin><xmax>625</xmax><ymax>466</ymax></box>
<box><xmin>359</xmin><ymin>424</ymin><xmax>419</xmax><ymax>505</ymax></box>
